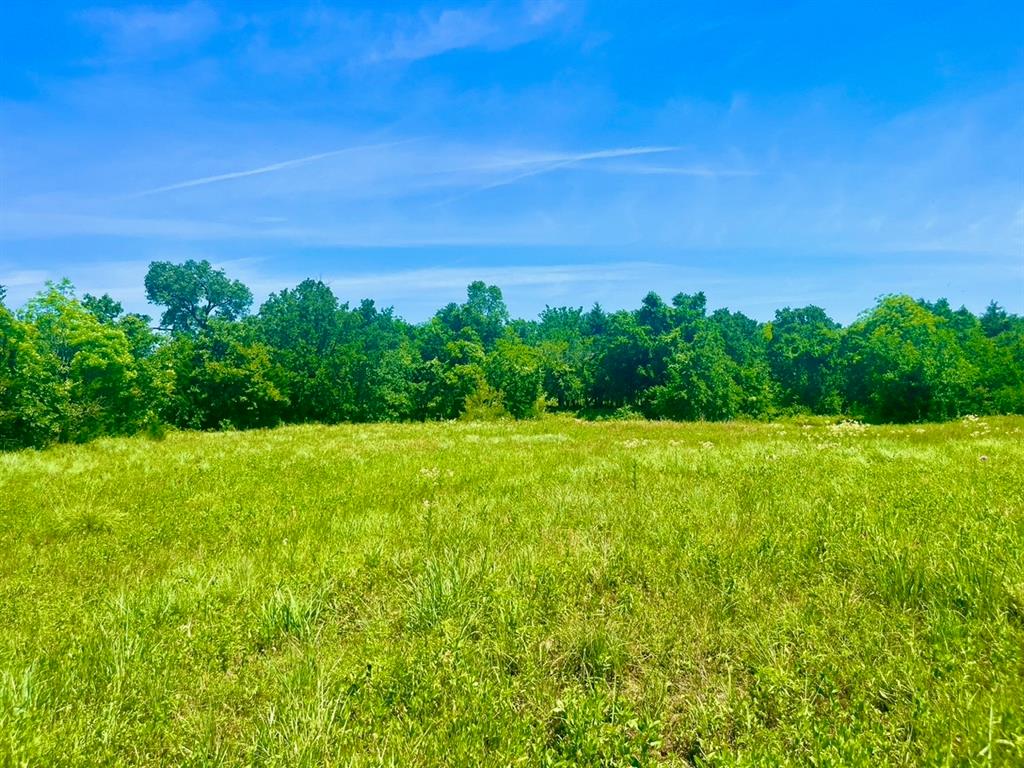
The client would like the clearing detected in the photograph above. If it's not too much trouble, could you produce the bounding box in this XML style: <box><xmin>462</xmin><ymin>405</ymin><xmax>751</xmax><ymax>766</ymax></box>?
<box><xmin>1</xmin><ymin>417</ymin><xmax>1022</xmax><ymax>765</ymax></box>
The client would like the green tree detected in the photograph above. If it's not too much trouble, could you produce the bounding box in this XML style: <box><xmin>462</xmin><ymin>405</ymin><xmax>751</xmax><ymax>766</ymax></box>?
<box><xmin>431</xmin><ymin>282</ymin><xmax>510</xmax><ymax>351</ymax></box>
<box><xmin>532</xmin><ymin>306</ymin><xmax>591</xmax><ymax>410</ymax></box>
<box><xmin>257</xmin><ymin>280</ymin><xmax>361</xmax><ymax>423</ymax></box>
<box><xmin>765</xmin><ymin>306</ymin><xmax>842</xmax><ymax>413</ymax></box>
<box><xmin>157</xmin><ymin>320</ymin><xmax>287</xmax><ymax>430</ymax></box>
<box><xmin>980</xmin><ymin>301</ymin><xmax>1014</xmax><ymax>338</ymax></box>
<box><xmin>463</xmin><ymin>281</ymin><xmax>509</xmax><ymax>348</ymax></box>
<box><xmin>589</xmin><ymin>312</ymin><xmax>657</xmax><ymax>409</ymax></box>
<box><xmin>416</xmin><ymin>337</ymin><xmax>487</xmax><ymax>420</ymax></box>
<box><xmin>82</xmin><ymin>293</ymin><xmax>124</xmax><ymax>324</ymax></box>
<box><xmin>710</xmin><ymin>308</ymin><xmax>776</xmax><ymax>417</ymax></box>
<box><xmin>19</xmin><ymin>282</ymin><xmax>149</xmax><ymax>441</ymax></box>
<box><xmin>364</xmin><ymin>344</ymin><xmax>420</xmax><ymax>421</ymax></box>
<box><xmin>970</xmin><ymin>303</ymin><xmax>1024</xmax><ymax>412</ymax></box>
<box><xmin>350</xmin><ymin>300</ymin><xmax>418</xmax><ymax>422</ymax></box>
<box><xmin>487</xmin><ymin>336</ymin><xmax>545</xmax><ymax>418</ymax></box>
<box><xmin>670</xmin><ymin>291</ymin><xmax>708</xmax><ymax>332</ymax></box>
<box><xmin>0</xmin><ymin>304</ymin><xmax>63</xmax><ymax>448</ymax></box>
<box><xmin>648</xmin><ymin>325</ymin><xmax>743</xmax><ymax>421</ymax></box>
<box><xmin>636</xmin><ymin>292</ymin><xmax>674</xmax><ymax>337</ymax></box>
<box><xmin>145</xmin><ymin>259</ymin><xmax>252</xmax><ymax>334</ymax></box>
<box><xmin>842</xmin><ymin>296</ymin><xmax>977</xmax><ymax>422</ymax></box>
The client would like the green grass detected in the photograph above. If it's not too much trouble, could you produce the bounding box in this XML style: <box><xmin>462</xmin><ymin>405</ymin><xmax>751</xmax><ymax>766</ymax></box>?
<box><xmin>1</xmin><ymin>416</ymin><xmax>1022</xmax><ymax>766</ymax></box>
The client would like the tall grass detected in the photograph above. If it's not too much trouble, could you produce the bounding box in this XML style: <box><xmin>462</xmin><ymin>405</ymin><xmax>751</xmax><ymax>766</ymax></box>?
<box><xmin>1</xmin><ymin>416</ymin><xmax>1022</xmax><ymax>765</ymax></box>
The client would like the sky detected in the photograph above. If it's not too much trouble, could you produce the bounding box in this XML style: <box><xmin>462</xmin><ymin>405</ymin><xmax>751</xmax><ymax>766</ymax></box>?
<box><xmin>1</xmin><ymin>0</ymin><xmax>1022</xmax><ymax>323</ymax></box>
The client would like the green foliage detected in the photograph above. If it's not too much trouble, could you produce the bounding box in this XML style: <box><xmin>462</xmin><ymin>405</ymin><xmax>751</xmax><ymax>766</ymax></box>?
<box><xmin>461</xmin><ymin>280</ymin><xmax>510</xmax><ymax>349</ymax></box>
<box><xmin>156</xmin><ymin>321</ymin><xmax>287</xmax><ymax>430</ymax></box>
<box><xmin>364</xmin><ymin>344</ymin><xmax>419</xmax><ymax>422</ymax></box>
<box><xmin>257</xmin><ymin>279</ymin><xmax>359</xmax><ymax>423</ymax></box>
<box><xmin>421</xmin><ymin>338</ymin><xmax>488</xmax><ymax>420</ymax></box>
<box><xmin>81</xmin><ymin>292</ymin><xmax>124</xmax><ymax>324</ymax></box>
<box><xmin>842</xmin><ymin>296</ymin><xmax>978</xmax><ymax>422</ymax></box>
<box><xmin>350</xmin><ymin>299</ymin><xmax>419</xmax><ymax>422</ymax></box>
<box><xmin>2</xmin><ymin>265</ymin><xmax>1023</xmax><ymax>450</ymax></box>
<box><xmin>144</xmin><ymin>259</ymin><xmax>253</xmax><ymax>334</ymax></box>
<box><xmin>1</xmin><ymin>418</ymin><xmax>1022</xmax><ymax>764</ymax></box>
<box><xmin>459</xmin><ymin>380</ymin><xmax>508</xmax><ymax>421</ymax></box>
<box><xmin>981</xmin><ymin>301</ymin><xmax>1014</xmax><ymax>337</ymax></box>
<box><xmin>766</xmin><ymin>305</ymin><xmax>842</xmax><ymax>413</ymax></box>
<box><xmin>18</xmin><ymin>283</ymin><xmax>150</xmax><ymax>442</ymax></box>
<box><xmin>710</xmin><ymin>308</ymin><xmax>776</xmax><ymax>417</ymax></box>
<box><xmin>0</xmin><ymin>304</ymin><xmax>63</xmax><ymax>447</ymax></box>
<box><xmin>486</xmin><ymin>336</ymin><xmax>545</xmax><ymax>418</ymax></box>
<box><xmin>532</xmin><ymin>306</ymin><xmax>591</xmax><ymax>410</ymax></box>
<box><xmin>590</xmin><ymin>312</ymin><xmax>658</xmax><ymax>409</ymax></box>
<box><xmin>431</xmin><ymin>281</ymin><xmax>510</xmax><ymax>350</ymax></box>
<box><xmin>649</xmin><ymin>325</ymin><xmax>744</xmax><ymax>420</ymax></box>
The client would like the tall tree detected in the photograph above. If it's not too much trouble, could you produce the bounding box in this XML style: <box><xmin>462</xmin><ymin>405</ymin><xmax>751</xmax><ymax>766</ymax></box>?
<box><xmin>82</xmin><ymin>293</ymin><xmax>124</xmax><ymax>324</ymax></box>
<box><xmin>431</xmin><ymin>282</ymin><xmax>510</xmax><ymax>351</ymax></box>
<box><xmin>765</xmin><ymin>306</ymin><xmax>842</xmax><ymax>413</ymax></box>
<box><xmin>257</xmin><ymin>279</ymin><xmax>359</xmax><ymax>423</ymax></box>
<box><xmin>648</xmin><ymin>325</ymin><xmax>744</xmax><ymax>421</ymax></box>
<box><xmin>710</xmin><ymin>308</ymin><xmax>776</xmax><ymax>417</ymax></box>
<box><xmin>842</xmin><ymin>296</ymin><xmax>977</xmax><ymax>422</ymax></box>
<box><xmin>0</xmin><ymin>303</ymin><xmax>63</xmax><ymax>448</ymax></box>
<box><xmin>980</xmin><ymin>301</ymin><xmax>1013</xmax><ymax>338</ymax></box>
<box><xmin>19</xmin><ymin>282</ymin><xmax>149</xmax><ymax>441</ymax></box>
<box><xmin>532</xmin><ymin>306</ymin><xmax>591</xmax><ymax>410</ymax></box>
<box><xmin>589</xmin><ymin>312</ymin><xmax>656</xmax><ymax>409</ymax></box>
<box><xmin>487</xmin><ymin>336</ymin><xmax>545</xmax><ymax>418</ymax></box>
<box><xmin>145</xmin><ymin>259</ymin><xmax>252</xmax><ymax>334</ymax></box>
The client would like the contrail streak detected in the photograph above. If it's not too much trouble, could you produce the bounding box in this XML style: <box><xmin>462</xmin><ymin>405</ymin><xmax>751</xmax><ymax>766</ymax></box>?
<box><xmin>474</xmin><ymin>145</ymin><xmax>679</xmax><ymax>192</ymax></box>
<box><xmin>122</xmin><ymin>140</ymin><xmax>413</xmax><ymax>199</ymax></box>
<box><xmin>435</xmin><ymin>145</ymin><xmax>679</xmax><ymax>205</ymax></box>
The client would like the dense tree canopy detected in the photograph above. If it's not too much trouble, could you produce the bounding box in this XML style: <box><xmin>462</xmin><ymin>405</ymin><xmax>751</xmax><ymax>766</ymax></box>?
<box><xmin>1</xmin><ymin>261</ymin><xmax>1022</xmax><ymax>449</ymax></box>
<box><xmin>144</xmin><ymin>259</ymin><xmax>253</xmax><ymax>334</ymax></box>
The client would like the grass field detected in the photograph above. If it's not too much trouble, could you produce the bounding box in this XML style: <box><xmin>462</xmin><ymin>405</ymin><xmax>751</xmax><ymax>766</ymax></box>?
<box><xmin>1</xmin><ymin>416</ymin><xmax>1022</xmax><ymax>766</ymax></box>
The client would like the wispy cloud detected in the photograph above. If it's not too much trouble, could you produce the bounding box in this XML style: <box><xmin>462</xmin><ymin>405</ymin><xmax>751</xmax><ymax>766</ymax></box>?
<box><xmin>366</xmin><ymin>1</ymin><xmax>569</xmax><ymax>63</ymax></box>
<box><xmin>0</xmin><ymin>269</ymin><xmax>51</xmax><ymax>288</ymax></box>
<box><xmin>524</xmin><ymin>0</ymin><xmax>567</xmax><ymax>26</ymax></box>
<box><xmin>238</xmin><ymin>1</ymin><xmax>572</xmax><ymax>73</ymax></box>
<box><xmin>319</xmin><ymin>261</ymin><xmax>673</xmax><ymax>294</ymax></box>
<box><xmin>0</xmin><ymin>212</ymin><xmax>251</xmax><ymax>240</ymax></box>
<box><xmin>120</xmin><ymin>140</ymin><xmax>416</xmax><ymax>199</ymax></box>
<box><xmin>372</xmin><ymin>8</ymin><xmax>497</xmax><ymax>63</ymax></box>
<box><xmin>0</xmin><ymin>209</ymin><xmax>567</xmax><ymax>246</ymax></box>
<box><xmin>78</xmin><ymin>1</ymin><xmax>218</xmax><ymax>59</ymax></box>
<box><xmin>597</xmin><ymin>163</ymin><xmax>759</xmax><ymax>178</ymax></box>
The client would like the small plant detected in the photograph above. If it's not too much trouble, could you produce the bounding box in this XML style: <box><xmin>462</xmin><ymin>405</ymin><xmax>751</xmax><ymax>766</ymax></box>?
<box><xmin>609</xmin><ymin>405</ymin><xmax>645</xmax><ymax>421</ymax></box>
<box><xmin>143</xmin><ymin>414</ymin><xmax>169</xmax><ymax>441</ymax></box>
<box><xmin>459</xmin><ymin>381</ymin><xmax>508</xmax><ymax>421</ymax></box>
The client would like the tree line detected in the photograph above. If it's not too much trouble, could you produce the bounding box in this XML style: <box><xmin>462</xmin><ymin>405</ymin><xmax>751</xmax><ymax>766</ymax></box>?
<box><xmin>1</xmin><ymin>259</ymin><xmax>1022</xmax><ymax>448</ymax></box>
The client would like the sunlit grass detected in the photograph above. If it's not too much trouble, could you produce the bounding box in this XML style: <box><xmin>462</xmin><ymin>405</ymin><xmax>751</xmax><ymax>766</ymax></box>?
<box><xmin>1</xmin><ymin>416</ymin><xmax>1022</xmax><ymax>765</ymax></box>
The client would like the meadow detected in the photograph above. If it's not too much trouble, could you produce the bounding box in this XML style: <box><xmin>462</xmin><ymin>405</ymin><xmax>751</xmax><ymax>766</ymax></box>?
<box><xmin>1</xmin><ymin>416</ymin><xmax>1022</xmax><ymax>766</ymax></box>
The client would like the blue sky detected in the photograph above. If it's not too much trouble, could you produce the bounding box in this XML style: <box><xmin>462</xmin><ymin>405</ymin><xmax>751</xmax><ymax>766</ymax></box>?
<box><xmin>1</xmin><ymin>1</ymin><xmax>1022</xmax><ymax>322</ymax></box>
